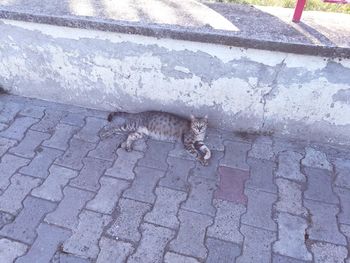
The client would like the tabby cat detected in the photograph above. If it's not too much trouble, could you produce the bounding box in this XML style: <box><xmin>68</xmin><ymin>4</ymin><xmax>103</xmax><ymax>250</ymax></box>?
<box><xmin>102</xmin><ymin>111</ymin><xmax>211</xmax><ymax>165</ymax></box>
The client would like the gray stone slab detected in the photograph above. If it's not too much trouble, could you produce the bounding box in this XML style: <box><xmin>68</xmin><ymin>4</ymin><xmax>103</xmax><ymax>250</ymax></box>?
<box><xmin>86</xmin><ymin>176</ymin><xmax>129</xmax><ymax>214</ymax></box>
<box><xmin>70</xmin><ymin>157</ymin><xmax>112</xmax><ymax>192</ymax></box>
<box><xmin>220</xmin><ymin>140</ymin><xmax>250</xmax><ymax>170</ymax></box>
<box><xmin>138</xmin><ymin>139</ymin><xmax>173</xmax><ymax>171</ymax></box>
<box><xmin>123</xmin><ymin>166</ymin><xmax>164</xmax><ymax>204</ymax></box>
<box><xmin>248</xmin><ymin>136</ymin><xmax>275</xmax><ymax>161</ymax></box>
<box><xmin>16</xmin><ymin>223</ymin><xmax>71</xmax><ymax>263</ymax></box>
<box><xmin>19</xmin><ymin>147</ymin><xmax>63</xmax><ymax>178</ymax></box>
<box><xmin>144</xmin><ymin>186</ymin><xmax>187</xmax><ymax>229</ymax></box>
<box><xmin>181</xmin><ymin>176</ymin><xmax>216</xmax><ymax>216</ymax></box>
<box><xmin>0</xmin><ymin>137</ymin><xmax>16</xmax><ymax>157</ymax></box>
<box><xmin>159</xmin><ymin>156</ymin><xmax>195</xmax><ymax>191</ymax></box>
<box><xmin>19</xmin><ymin>104</ymin><xmax>45</xmax><ymax>119</ymax></box>
<box><xmin>0</xmin><ymin>102</ymin><xmax>22</xmax><ymax>123</ymax></box>
<box><xmin>0</xmin><ymin>116</ymin><xmax>38</xmax><ymax>140</ymax></box>
<box><xmin>207</xmin><ymin>199</ymin><xmax>245</xmax><ymax>244</ymax></box>
<box><xmin>45</xmin><ymin>186</ymin><xmax>94</xmax><ymax>229</ymax></box>
<box><xmin>246</xmin><ymin>158</ymin><xmax>277</xmax><ymax>193</ymax></box>
<box><xmin>128</xmin><ymin>223</ymin><xmax>175</xmax><ymax>263</ymax></box>
<box><xmin>61</xmin><ymin>112</ymin><xmax>86</xmax><ymax>127</ymax></box>
<box><xmin>334</xmin><ymin>158</ymin><xmax>350</xmax><ymax>189</ymax></box>
<box><xmin>74</xmin><ymin>117</ymin><xmax>107</xmax><ymax>143</ymax></box>
<box><xmin>105</xmin><ymin>148</ymin><xmax>143</xmax><ymax>180</ymax></box>
<box><xmin>169</xmin><ymin>209</ymin><xmax>212</xmax><ymax>260</ymax></box>
<box><xmin>43</xmin><ymin>123</ymin><xmax>79</xmax><ymax>150</ymax></box>
<box><xmin>0</xmin><ymin>173</ymin><xmax>41</xmax><ymax>214</ymax></box>
<box><xmin>0</xmin><ymin>196</ymin><xmax>56</xmax><ymax>244</ymax></box>
<box><xmin>88</xmin><ymin>133</ymin><xmax>124</xmax><ymax>161</ymax></box>
<box><xmin>164</xmin><ymin>252</ymin><xmax>199</xmax><ymax>263</ymax></box>
<box><xmin>31</xmin><ymin>109</ymin><xmax>63</xmax><ymax>133</ymax></box>
<box><xmin>107</xmin><ymin>198</ymin><xmax>151</xmax><ymax>242</ymax></box>
<box><xmin>311</xmin><ymin>242</ymin><xmax>348</xmax><ymax>263</ymax></box>
<box><xmin>242</xmin><ymin>188</ymin><xmax>277</xmax><ymax>231</ymax></box>
<box><xmin>62</xmin><ymin>210</ymin><xmax>111</xmax><ymax>260</ymax></box>
<box><xmin>335</xmin><ymin>187</ymin><xmax>350</xmax><ymax>225</ymax></box>
<box><xmin>304</xmin><ymin>199</ymin><xmax>347</xmax><ymax>245</ymax></box>
<box><xmin>236</xmin><ymin>225</ymin><xmax>276</xmax><ymax>263</ymax></box>
<box><xmin>0</xmin><ymin>154</ymin><xmax>29</xmax><ymax>191</ymax></box>
<box><xmin>0</xmin><ymin>211</ymin><xmax>14</xmax><ymax>229</ymax></box>
<box><xmin>0</xmin><ymin>238</ymin><xmax>27</xmax><ymax>263</ymax></box>
<box><xmin>96</xmin><ymin>237</ymin><xmax>134</xmax><ymax>263</ymax></box>
<box><xmin>273</xmin><ymin>254</ymin><xmax>311</xmax><ymax>263</ymax></box>
<box><xmin>302</xmin><ymin>147</ymin><xmax>332</xmax><ymax>171</ymax></box>
<box><xmin>31</xmin><ymin>165</ymin><xmax>78</xmax><ymax>202</ymax></box>
<box><xmin>276</xmin><ymin>151</ymin><xmax>306</xmax><ymax>182</ymax></box>
<box><xmin>206</xmin><ymin>238</ymin><xmax>241</xmax><ymax>263</ymax></box>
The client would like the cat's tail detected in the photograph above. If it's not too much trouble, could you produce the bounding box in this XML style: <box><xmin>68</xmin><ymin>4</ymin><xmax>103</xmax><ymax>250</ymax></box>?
<box><xmin>107</xmin><ymin>111</ymin><xmax>131</xmax><ymax>122</ymax></box>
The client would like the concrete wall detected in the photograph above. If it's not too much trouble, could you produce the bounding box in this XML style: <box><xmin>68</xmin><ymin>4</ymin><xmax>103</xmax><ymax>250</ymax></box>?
<box><xmin>1</xmin><ymin>19</ymin><xmax>350</xmax><ymax>144</ymax></box>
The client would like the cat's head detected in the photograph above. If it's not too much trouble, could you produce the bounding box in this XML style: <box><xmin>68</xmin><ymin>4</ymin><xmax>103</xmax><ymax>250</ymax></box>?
<box><xmin>190</xmin><ymin>114</ymin><xmax>208</xmax><ymax>135</ymax></box>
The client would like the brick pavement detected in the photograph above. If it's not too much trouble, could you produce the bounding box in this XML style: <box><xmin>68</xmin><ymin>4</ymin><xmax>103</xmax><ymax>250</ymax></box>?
<box><xmin>0</xmin><ymin>94</ymin><xmax>349</xmax><ymax>262</ymax></box>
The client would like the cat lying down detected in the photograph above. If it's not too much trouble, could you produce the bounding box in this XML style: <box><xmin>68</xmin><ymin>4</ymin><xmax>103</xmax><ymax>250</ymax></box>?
<box><xmin>100</xmin><ymin>111</ymin><xmax>211</xmax><ymax>166</ymax></box>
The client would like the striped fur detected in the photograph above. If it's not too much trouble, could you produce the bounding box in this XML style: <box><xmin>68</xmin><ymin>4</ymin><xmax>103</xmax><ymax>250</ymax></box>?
<box><xmin>103</xmin><ymin>111</ymin><xmax>211</xmax><ymax>165</ymax></box>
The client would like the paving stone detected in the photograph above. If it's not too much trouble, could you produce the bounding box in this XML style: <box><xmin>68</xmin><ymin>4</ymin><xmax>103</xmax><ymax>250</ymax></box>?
<box><xmin>304</xmin><ymin>199</ymin><xmax>347</xmax><ymax>245</ymax></box>
<box><xmin>9</xmin><ymin>130</ymin><xmax>50</xmax><ymax>158</ymax></box>
<box><xmin>0</xmin><ymin>238</ymin><xmax>27</xmax><ymax>263</ymax></box>
<box><xmin>205</xmin><ymin>128</ymin><xmax>224</xmax><ymax>151</ymax></box>
<box><xmin>248</xmin><ymin>136</ymin><xmax>275</xmax><ymax>160</ymax></box>
<box><xmin>138</xmin><ymin>139</ymin><xmax>173</xmax><ymax>170</ymax></box>
<box><xmin>0</xmin><ymin>123</ymin><xmax>8</xmax><ymax>131</ymax></box>
<box><xmin>0</xmin><ymin>102</ymin><xmax>22</xmax><ymax>123</ymax></box>
<box><xmin>215</xmin><ymin>166</ymin><xmax>249</xmax><ymax>204</ymax></box>
<box><xmin>335</xmin><ymin>187</ymin><xmax>350</xmax><ymax>225</ymax></box>
<box><xmin>52</xmin><ymin>253</ymin><xmax>90</xmax><ymax>263</ymax></box>
<box><xmin>19</xmin><ymin>147</ymin><xmax>63</xmax><ymax>178</ymax></box>
<box><xmin>302</xmin><ymin>147</ymin><xmax>332</xmax><ymax>171</ymax></box>
<box><xmin>311</xmin><ymin>242</ymin><xmax>348</xmax><ymax>263</ymax></box>
<box><xmin>0</xmin><ymin>116</ymin><xmax>38</xmax><ymax>140</ymax></box>
<box><xmin>220</xmin><ymin>140</ymin><xmax>250</xmax><ymax>170</ymax></box>
<box><xmin>86</xmin><ymin>177</ymin><xmax>129</xmax><ymax>214</ymax></box>
<box><xmin>169</xmin><ymin>209</ymin><xmax>212</xmax><ymax>260</ymax></box>
<box><xmin>31</xmin><ymin>165</ymin><xmax>78</xmax><ymax>202</ymax></box>
<box><xmin>304</xmin><ymin>167</ymin><xmax>338</xmax><ymax>204</ymax></box>
<box><xmin>276</xmin><ymin>151</ymin><xmax>306</xmax><ymax>182</ymax></box>
<box><xmin>0</xmin><ymin>196</ymin><xmax>56</xmax><ymax>243</ymax></box>
<box><xmin>273</xmin><ymin>254</ymin><xmax>311</xmax><ymax>263</ymax></box>
<box><xmin>272</xmin><ymin>137</ymin><xmax>305</xmax><ymax>155</ymax></box>
<box><xmin>55</xmin><ymin>138</ymin><xmax>96</xmax><ymax>170</ymax></box>
<box><xmin>123</xmin><ymin>166</ymin><xmax>164</xmax><ymax>204</ymax></box>
<box><xmin>159</xmin><ymin>156</ymin><xmax>195</xmax><ymax>191</ymax></box>
<box><xmin>61</xmin><ymin>112</ymin><xmax>86</xmax><ymax>127</ymax></box>
<box><xmin>107</xmin><ymin>198</ymin><xmax>151</xmax><ymax>242</ymax></box>
<box><xmin>74</xmin><ymin>117</ymin><xmax>106</xmax><ymax>143</ymax></box>
<box><xmin>0</xmin><ymin>174</ymin><xmax>41</xmax><ymax>214</ymax></box>
<box><xmin>207</xmin><ymin>199</ymin><xmax>245</xmax><ymax>244</ymax></box>
<box><xmin>247</xmin><ymin>158</ymin><xmax>277</xmax><ymax>193</ymax></box>
<box><xmin>19</xmin><ymin>104</ymin><xmax>45</xmax><ymax>119</ymax></box>
<box><xmin>63</xmin><ymin>210</ymin><xmax>111</xmax><ymax>260</ymax></box>
<box><xmin>0</xmin><ymin>211</ymin><xmax>14</xmax><ymax>228</ymax></box>
<box><xmin>236</xmin><ymin>224</ymin><xmax>276</xmax><ymax>263</ymax></box>
<box><xmin>45</xmin><ymin>186</ymin><xmax>94</xmax><ymax>229</ymax></box>
<box><xmin>0</xmin><ymin>137</ymin><xmax>16</xmax><ymax>157</ymax></box>
<box><xmin>241</xmin><ymin>188</ymin><xmax>277</xmax><ymax>231</ymax></box>
<box><xmin>144</xmin><ymin>187</ymin><xmax>187</xmax><ymax>229</ymax></box>
<box><xmin>43</xmin><ymin>123</ymin><xmax>79</xmax><ymax>150</ymax></box>
<box><xmin>132</xmin><ymin>137</ymin><xmax>148</xmax><ymax>152</ymax></box>
<box><xmin>190</xmin><ymin>150</ymin><xmax>223</xmax><ymax>180</ymax></box>
<box><xmin>31</xmin><ymin>109</ymin><xmax>63</xmax><ymax>133</ymax></box>
<box><xmin>334</xmin><ymin>158</ymin><xmax>350</xmax><ymax>189</ymax></box>
<box><xmin>70</xmin><ymin>157</ymin><xmax>112</xmax><ymax>192</ymax></box>
<box><xmin>273</xmin><ymin>213</ymin><xmax>312</xmax><ymax>261</ymax></box>
<box><xmin>340</xmin><ymin>223</ymin><xmax>350</xmax><ymax>241</ymax></box>
<box><xmin>168</xmin><ymin>141</ymin><xmax>195</xmax><ymax>160</ymax></box>
<box><xmin>181</xmin><ymin>176</ymin><xmax>216</xmax><ymax>216</ymax></box>
<box><xmin>163</xmin><ymin>252</ymin><xmax>200</xmax><ymax>263</ymax></box>
<box><xmin>275</xmin><ymin>178</ymin><xmax>308</xmax><ymax>217</ymax></box>
<box><xmin>96</xmin><ymin>237</ymin><xmax>134</xmax><ymax>263</ymax></box>
<box><xmin>206</xmin><ymin>238</ymin><xmax>241</xmax><ymax>263</ymax></box>
<box><xmin>0</xmin><ymin>154</ymin><xmax>29</xmax><ymax>191</ymax></box>
<box><xmin>128</xmin><ymin>223</ymin><xmax>175</xmax><ymax>263</ymax></box>
<box><xmin>105</xmin><ymin>148</ymin><xmax>143</xmax><ymax>180</ymax></box>
<box><xmin>16</xmin><ymin>223</ymin><xmax>71</xmax><ymax>263</ymax></box>
<box><xmin>88</xmin><ymin>133</ymin><xmax>124</xmax><ymax>161</ymax></box>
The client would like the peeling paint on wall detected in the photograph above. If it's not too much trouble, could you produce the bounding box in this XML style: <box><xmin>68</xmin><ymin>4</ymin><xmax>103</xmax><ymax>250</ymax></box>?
<box><xmin>0</xmin><ymin>19</ymin><xmax>350</xmax><ymax>144</ymax></box>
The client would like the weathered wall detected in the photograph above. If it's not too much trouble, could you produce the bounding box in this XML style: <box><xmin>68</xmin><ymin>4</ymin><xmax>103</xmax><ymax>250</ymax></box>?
<box><xmin>1</xmin><ymin>19</ymin><xmax>350</xmax><ymax>144</ymax></box>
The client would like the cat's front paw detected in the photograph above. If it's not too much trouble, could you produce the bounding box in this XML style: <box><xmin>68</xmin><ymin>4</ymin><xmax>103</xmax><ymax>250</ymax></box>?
<box><xmin>199</xmin><ymin>158</ymin><xmax>209</xmax><ymax>166</ymax></box>
<box><xmin>121</xmin><ymin>142</ymin><xmax>132</xmax><ymax>152</ymax></box>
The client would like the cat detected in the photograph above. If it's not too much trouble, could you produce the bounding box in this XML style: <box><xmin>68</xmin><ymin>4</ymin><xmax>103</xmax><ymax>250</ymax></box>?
<box><xmin>101</xmin><ymin>111</ymin><xmax>211</xmax><ymax>166</ymax></box>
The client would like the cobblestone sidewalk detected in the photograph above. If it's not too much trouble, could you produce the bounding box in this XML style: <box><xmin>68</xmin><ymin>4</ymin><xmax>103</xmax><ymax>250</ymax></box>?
<box><xmin>0</xmin><ymin>94</ymin><xmax>349</xmax><ymax>263</ymax></box>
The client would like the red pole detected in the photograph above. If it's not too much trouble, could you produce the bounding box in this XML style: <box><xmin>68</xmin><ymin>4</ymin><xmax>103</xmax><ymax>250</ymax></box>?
<box><xmin>292</xmin><ymin>0</ymin><xmax>306</xmax><ymax>22</ymax></box>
